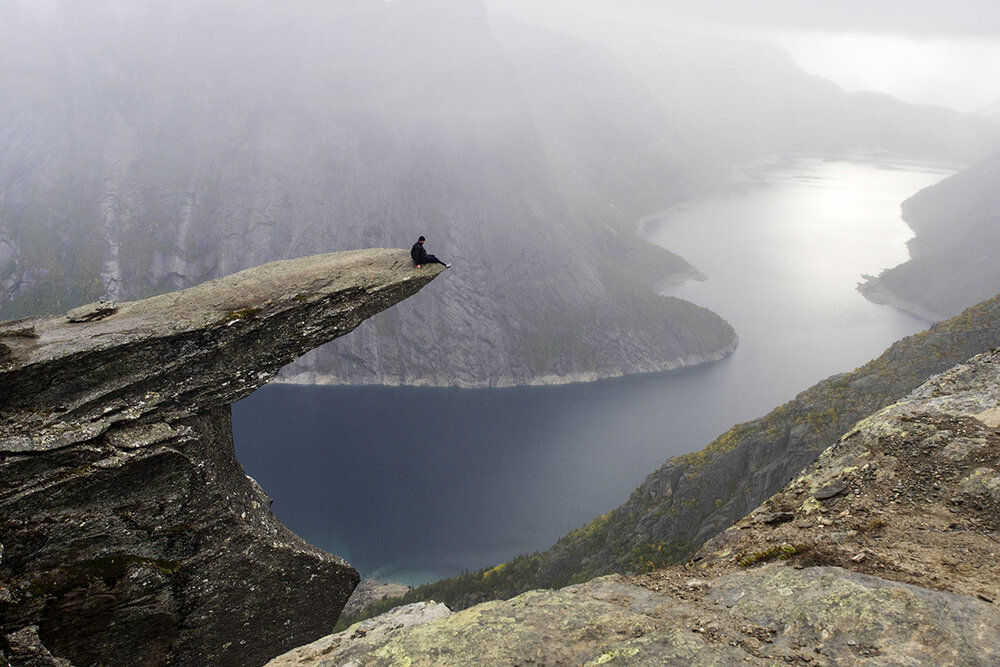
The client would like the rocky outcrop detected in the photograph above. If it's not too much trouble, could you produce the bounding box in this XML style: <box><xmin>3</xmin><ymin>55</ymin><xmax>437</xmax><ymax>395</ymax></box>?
<box><xmin>271</xmin><ymin>567</ymin><xmax>999</xmax><ymax>666</ymax></box>
<box><xmin>342</xmin><ymin>579</ymin><xmax>412</xmax><ymax>618</ymax></box>
<box><xmin>267</xmin><ymin>601</ymin><xmax>452</xmax><ymax>667</ymax></box>
<box><xmin>0</xmin><ymin>249</ymin><xmax>443</xmax><ymax>666</ymax></box>
<box><xmin>270</xmin><ymin>347</ymin><xmax>1000</xmax><ymax>666</ymax></box>
<box><xmin>694</xmin><ymin>347</ymin><xmax>1000</xmax><ymax>602</ymax></box>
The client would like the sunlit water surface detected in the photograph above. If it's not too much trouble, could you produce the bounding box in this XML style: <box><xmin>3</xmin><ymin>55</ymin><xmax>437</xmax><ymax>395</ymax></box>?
<box><xmin>233</xmin><ymin>156</ymin><xmax>951</xmax><ymax>584</ymax></box>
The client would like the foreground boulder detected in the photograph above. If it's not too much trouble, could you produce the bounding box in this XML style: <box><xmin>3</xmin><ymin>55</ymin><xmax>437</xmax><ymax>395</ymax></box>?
<box><xmin>0</xmin><ymin>249</ymin><xmax>443</xmax><ymax>666</ymax></box>
<box><xmin>270</xmin><ymin>567</ymin><xmax>998</xmax><ymax>666</ymax></box>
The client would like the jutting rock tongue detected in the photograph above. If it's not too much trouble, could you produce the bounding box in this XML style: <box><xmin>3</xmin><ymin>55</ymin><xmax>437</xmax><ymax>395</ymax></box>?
<box><xmin>0</xmin><ymin>249</ymin><xmax>444</xmax><ymax>667</ymax></box>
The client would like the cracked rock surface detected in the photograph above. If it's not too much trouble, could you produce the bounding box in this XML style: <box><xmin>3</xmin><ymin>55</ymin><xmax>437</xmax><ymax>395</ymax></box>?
<box><xmin>1</xmin><ymin>249</ymin><xmax>442</xmax><ymax>666</ymax></box>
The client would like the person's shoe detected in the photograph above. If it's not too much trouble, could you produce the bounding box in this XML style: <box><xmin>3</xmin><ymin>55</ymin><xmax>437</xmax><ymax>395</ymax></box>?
<box><xmin>445</xmin><ymin>263</ymin><xmax>452</xmax><ymax>268</ymax></box>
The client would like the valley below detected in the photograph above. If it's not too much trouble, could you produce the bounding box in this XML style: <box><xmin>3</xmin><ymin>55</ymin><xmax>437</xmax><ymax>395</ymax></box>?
<box><xmin>233</xmin><ymin>154</ymin><xmax>953</xmax><ymax>585</ymax></box>
<box><xmin>3</xmin><ymin>2</ymin><xmax>1000</xmax><ymax>663</ymax></box>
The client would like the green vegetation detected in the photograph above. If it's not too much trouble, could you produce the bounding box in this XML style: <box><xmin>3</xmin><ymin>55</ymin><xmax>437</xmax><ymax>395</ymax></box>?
<box><xmin>224</xmin><ymin>306</ymin><xmax>263</xmax><ymax>320</ymax></box>
<box><xmin>620</xmin><ymin>540</ymin><xmax>694</xmax><ymax>574</ymax></box>
<box><xmin>737</xmin><ymin>543</ymin><xmax>798</xmax><ymax>568</ymax></box>
<box><xmin>332</xmin><ymin>551</ymin><xmax>549</xmax><ymax>632</ymax></box>
<box><xmin>335</xmin><ymin>532</ymin><xmax>697</xmax><ymax>631</ymax></box>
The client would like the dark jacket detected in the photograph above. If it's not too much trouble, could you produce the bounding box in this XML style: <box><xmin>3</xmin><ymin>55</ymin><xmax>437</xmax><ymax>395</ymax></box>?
<box><xmin>411</xmin><ymin>241</ymin><xmax>427</xmax><ymax>264</ymax></box>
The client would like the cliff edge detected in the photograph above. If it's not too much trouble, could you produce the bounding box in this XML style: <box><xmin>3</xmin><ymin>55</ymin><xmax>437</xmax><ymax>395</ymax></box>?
<box><xmin>0</xmin><ymin>249</ymin><xmax>443</xmax><ymax>666</ymax></box>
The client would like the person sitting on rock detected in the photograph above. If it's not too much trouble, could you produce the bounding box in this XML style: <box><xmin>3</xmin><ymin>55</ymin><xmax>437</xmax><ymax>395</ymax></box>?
<box><xmin>411</xmin><ymin>236</ymin><xmax>451</xmax><ymax>268</ymax></box>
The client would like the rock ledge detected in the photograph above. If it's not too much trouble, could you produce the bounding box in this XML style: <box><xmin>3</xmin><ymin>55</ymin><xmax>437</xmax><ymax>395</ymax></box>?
<box><xmin>1</xmin><ymin>249</ymin><xmax>442</xmax><ymax>666</ymax></box>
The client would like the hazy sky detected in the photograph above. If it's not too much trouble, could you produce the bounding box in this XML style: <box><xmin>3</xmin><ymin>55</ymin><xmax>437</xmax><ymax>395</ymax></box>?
<box><xmin>487</xmin><ymin>0</ymin><xmax>1000</xmax><ymax>112</ymax></box>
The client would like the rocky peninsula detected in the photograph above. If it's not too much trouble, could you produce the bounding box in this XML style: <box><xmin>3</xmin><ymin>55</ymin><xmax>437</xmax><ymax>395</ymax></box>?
<box><xmin>0</xmin><ymin>249</ymin><xmax>442</xmax><ymax>666</ymax></box>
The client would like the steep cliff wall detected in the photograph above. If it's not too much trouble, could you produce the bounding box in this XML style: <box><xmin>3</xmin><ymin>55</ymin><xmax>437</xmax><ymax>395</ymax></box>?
<box><xmin>0</xmin><ymin>249</ymin><xmax>442</xmax><ymax>666</ymax></box>
<box><xmin>3</xmin><ymin>1</ymin><xmax>994</xmax><ymax>387</ymax></box>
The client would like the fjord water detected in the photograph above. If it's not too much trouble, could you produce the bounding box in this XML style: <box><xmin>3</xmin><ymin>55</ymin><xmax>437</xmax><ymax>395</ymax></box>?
<box><xmin>233</xmin><ymin>156</ymin><xmax>951</xmax><ymax>585</ymax></box>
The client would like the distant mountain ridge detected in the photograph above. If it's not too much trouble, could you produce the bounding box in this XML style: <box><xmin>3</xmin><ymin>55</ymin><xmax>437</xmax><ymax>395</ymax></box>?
<box><xmin>1</xmin><ymin>0</ymin><xmax>997</xmax><ymax>386</ymax></box>
<box><xmin>607</xmin><ymin>34</ymin><xmax>1000</xmax><ymax>166</ymax></box>
<box><xmin>977</xmin><ymin>99</ymin><xmax>1000</xmax><ymax>121</ymax></box>
<box><xmin>0</xmin><ymin>0</ymin><xmax>730</xmax><ymax>387</ymax></box>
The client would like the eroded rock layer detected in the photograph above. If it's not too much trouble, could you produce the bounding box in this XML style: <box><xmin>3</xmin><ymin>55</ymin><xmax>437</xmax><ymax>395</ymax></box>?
<box><xmin>0</xmin><ymin>249</ymin><xmax>442</xmax><ymax>666</ymax></box>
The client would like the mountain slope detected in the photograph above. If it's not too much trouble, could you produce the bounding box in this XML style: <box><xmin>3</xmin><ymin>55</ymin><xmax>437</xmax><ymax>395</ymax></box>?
<box><xmin>0</xmin><ymin>0</ymin><xmax>735</xmax><ymax>387</ymax></box>
<box><xmin>348</xmin><ymin>292</ymin><xmax>1000</xmax><ymax>615</ymax></box>
<box><xmin>860</xmin><ymin>149</ymin><xmax>1000</xmax><ymax>321</ymax></box>
<box><xmin>3</xmin><ymin>2</ymin><xmax>998</xmax><ymax>386</ymax></box>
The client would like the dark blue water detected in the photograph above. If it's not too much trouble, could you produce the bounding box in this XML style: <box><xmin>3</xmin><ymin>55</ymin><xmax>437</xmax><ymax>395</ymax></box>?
<box><xmin>232</xmin><ymin>364</ymin><xmax>753</xmax><ymax>584</ymax></box>
<box><xmin>233</xmin><ymin>157</ymin><xmax>950</xmax><ymax>585</ymax></box>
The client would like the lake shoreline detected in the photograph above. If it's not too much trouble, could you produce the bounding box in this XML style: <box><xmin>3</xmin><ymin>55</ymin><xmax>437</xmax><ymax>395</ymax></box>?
<box><xmin>275</xmin><ymin>336</ymin><xmax>739</xmax><ymax>389</ymax></box>
<box><xmin>856</xmin><ymin>273</ymin><xmax>947</xmax><ymax>323</ymax></box>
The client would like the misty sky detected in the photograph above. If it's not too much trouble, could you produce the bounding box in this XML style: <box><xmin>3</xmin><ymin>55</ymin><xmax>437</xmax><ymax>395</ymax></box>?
<box><xmin>487</xmin><ymin>0</ymin><xmax>1000</xmax><ymax>112</ymax></box>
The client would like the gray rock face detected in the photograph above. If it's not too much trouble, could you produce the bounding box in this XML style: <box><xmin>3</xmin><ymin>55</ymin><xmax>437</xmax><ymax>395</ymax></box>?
<box><xmin>341</xmin><ymin>579</ymin><xmax>412</xmax><ymax>618</ymax></box>
<box><xmin>697</xmin><ymin>348</ymin><xmax>1000</xmax><ymax>604</ymax></box>
<box><xmin>269</xmin><ymin>568</ymin><xmax>1000</xmax><ymax>666</ymax></box>
<box><xmin>2</xmin><ymin>626</ymin><xmax>71</xmax><ymax>667</ymax></box>
<box><xmin>0</xmin><ymin>249</ymin><xmax>442</xmax><ymax>666</ymax></box>
<box><xmin>267</xmin><ymin>601</ymin><xmax>452</xmax><ymax>667</ymax></box>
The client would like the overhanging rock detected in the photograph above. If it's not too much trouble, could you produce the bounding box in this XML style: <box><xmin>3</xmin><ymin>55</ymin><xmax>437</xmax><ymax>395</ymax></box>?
<box><xmin>0</xmin><ymin>249</ymin><xmax>443</xmax><ymax>666</ymax></box>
